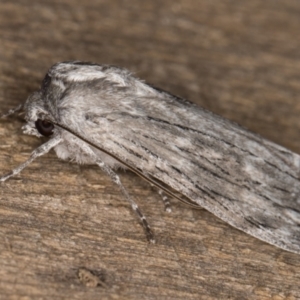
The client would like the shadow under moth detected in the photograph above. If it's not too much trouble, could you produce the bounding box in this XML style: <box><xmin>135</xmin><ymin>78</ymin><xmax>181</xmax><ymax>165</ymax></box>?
<box><xmin>1</xmin><ymin>61</ymin><xmax>300</xmax><ymax>254</ymax></box>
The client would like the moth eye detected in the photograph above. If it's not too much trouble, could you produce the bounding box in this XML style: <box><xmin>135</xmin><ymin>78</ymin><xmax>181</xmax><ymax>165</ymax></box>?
<box><xmin>35</xmin><ymin>119</ymin><xmax>54</xmax><ymax>136</ymax></box>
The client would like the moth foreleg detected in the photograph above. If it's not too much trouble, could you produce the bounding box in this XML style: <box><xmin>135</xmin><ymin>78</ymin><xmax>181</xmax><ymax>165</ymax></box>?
<box><xmin>0</xmin><ymin>136</ymin><xmax>62</xmax><ymax>182</ymax></box>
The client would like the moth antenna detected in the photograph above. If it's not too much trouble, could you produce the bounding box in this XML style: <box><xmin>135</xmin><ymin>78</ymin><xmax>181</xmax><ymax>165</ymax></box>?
<box><xmin>0</xmin><ymin>104</ymin><xmax>23</xmax><ymax>119</ymax></box>
<box><xmin>0</xmin><ymin>136</ymin><xmax>62</xmax><ymax>182</ymax></box>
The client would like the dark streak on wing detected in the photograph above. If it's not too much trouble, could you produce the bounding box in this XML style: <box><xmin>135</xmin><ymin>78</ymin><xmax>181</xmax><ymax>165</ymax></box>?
<box><xmin>147</xmin><ymin>116</ymin><xmax>300</xmax><ymax>181</ymax></box>
<box><xmin>244</xmin><ymin>217</ymin><xmax>267</xmax><ymax>229</ymax></box>
<box><xmin>264</xmin><ymin>160</ymin><xmax>298</xmax><ymax>181</ymax></box>
<box><xmin>120</xmin><ymin>117</ymin><xmax>296</xmax><ymax>208</ymax></box>
<box><xmin>272</xmin><ymin>186</ymin><xmax>290</xmax><ymax>194</ymax></box>
<box><xmin>147</xmin><ymin>116</ymin><xmax>259</xmax><ymax>157</ymax></box>
<box><xmin>175</xmin><ymin>146</ymin><xmax>231</xmax><ymax>176</ymax></box>
<box><xmin>131</xmin><ymin>130</ymin><xmax>267</xmax><ymax>197</ymax></box>
<box><xmin>112</xmin><ymin>141</ymin><xmax>148</xmax><ymax>161</ymax></box>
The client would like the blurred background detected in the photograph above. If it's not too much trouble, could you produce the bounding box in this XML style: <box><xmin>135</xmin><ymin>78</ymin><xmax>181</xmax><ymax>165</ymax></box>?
<box><xmin>1</xmin><ymin>1</ymin><xmax>300</xmax><ymax>299</ymax></box>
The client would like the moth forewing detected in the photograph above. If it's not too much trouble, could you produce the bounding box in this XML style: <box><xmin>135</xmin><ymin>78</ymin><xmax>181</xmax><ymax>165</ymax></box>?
<box><xmin>1</xmin><ymin>61</ymin><xmax>300</xmax><ymax>254</ymax></box>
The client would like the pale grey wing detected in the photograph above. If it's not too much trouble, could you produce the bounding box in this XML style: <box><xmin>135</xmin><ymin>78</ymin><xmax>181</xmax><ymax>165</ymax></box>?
<box><xmin>76</xmin><ymin>98</ymin><xmax>300</xmax><ymax>254</ymax></box>
<box><xmin>46</xmin><ymin>63</ymin><xmax>300</xmax><ymax>252</ymax></box>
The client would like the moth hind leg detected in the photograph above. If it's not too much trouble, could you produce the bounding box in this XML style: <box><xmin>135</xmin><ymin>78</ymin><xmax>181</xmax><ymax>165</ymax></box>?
<box><xmin>65</xmin><ymin>138</ymin><xmax>155</xmax><ymax>243</ymax></box>
<box><xmin>96</xmin><ymin>160</ymin><xmax>155</xmax><ymax>243</ymax></box>
<box><xmin>158</xmin><ymin>189</ymin><xmax>172</xmax><ymax>213</ymax></box>
<box><xmin>150</xmin><ymin>183</ymin><xmax>172</xmax><ymax>213</ymax></box>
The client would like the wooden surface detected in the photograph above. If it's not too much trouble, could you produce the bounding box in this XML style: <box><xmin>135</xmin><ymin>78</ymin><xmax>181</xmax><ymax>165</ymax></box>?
<box><xmin>1</xmin><ymin>1</ymin><xmax>300</xmax><ymax>299</ymax></box>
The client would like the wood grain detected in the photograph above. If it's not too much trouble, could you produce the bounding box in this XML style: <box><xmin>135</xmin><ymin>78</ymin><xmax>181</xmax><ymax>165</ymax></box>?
<box><xmin>0</xmin><ymin>1</ymin><xmax>300</xmax><ymax>299</ymax></box>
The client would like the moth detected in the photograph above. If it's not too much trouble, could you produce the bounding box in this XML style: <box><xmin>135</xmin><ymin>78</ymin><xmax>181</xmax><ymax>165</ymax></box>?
<box><xmin>1</xmin><ymin>61</ymin><xmax>300</xmax><ymax>254</ymax></box>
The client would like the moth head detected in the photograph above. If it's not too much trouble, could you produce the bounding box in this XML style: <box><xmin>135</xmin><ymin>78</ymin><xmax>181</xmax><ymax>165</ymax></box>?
<box><xmin>22</xmin><ymin>90</ymin><xmax>55</xmax><ymax>138</ymax></box>
<box><xmin>21</xmin><ymin>65</ymin><xmax>70</xmax><ymax>139</ymax></box>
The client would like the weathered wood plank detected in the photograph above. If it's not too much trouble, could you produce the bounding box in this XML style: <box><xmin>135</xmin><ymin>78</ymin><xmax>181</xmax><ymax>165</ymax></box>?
<box><xmin>0</xmin><ymin>1</ymin><xmax>300</xmax><ymax>299</ymax></box>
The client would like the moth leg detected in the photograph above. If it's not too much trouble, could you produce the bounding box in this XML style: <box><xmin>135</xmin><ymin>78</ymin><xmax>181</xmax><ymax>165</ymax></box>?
<box><xmin>0</xmin><ymin>136</ymin><xmax>62</xmax><ymax>182</ymax></box>
<box><xmin>0</xmin><ymin>104</ymin><xmax>23</xmax><ymax>118</ymax></box>
<box><xmin>96</xmin><ymin>160</ymin><xmax>155</xmax><ymax>243</ymax></box>
<box><xmin>149</xmin><ymin>183</ymin><xmax>172</xmax><ymax>213</ymax></box>
<box><xmin>158</xmin><ymin>189</ymin><xmax>172</xmax><ymax>213</ymax></box>
<box><xmin>71</xmin><ymin>140</ymin><xmax>155</xmax><ymax>242</ymax></box>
